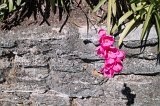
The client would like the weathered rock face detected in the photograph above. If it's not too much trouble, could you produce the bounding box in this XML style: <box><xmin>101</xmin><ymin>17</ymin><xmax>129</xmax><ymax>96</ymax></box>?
<box><xmin>0</xmin><ymin>24</ymin><xmax>160</xmax><ymax>106</ymax></box>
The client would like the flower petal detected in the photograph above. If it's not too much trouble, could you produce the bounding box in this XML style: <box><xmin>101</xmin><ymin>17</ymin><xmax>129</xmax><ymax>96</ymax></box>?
<box><xmin>105</xmin><ymin>58</ymin><xmax>115</xmax><ymax>64</ymax></box>
<box><xmin>117</xmin><ymin>50</ymin><xmax>125</xmax><ymax>60</ymax></box>
<box><xmin>113</xmin><ymin>63</ymin><xmax>123</xmax><ymax>73</ymax></box>
<box><xmin>103</xmin><ymin>69</ymin><xmax>115</xmax><ymax>78</ymax></box>
<box><xmin>108</xmin><ymin>50</ymin><xmax>117</xmax><ymax>59</ymax></box>
<box><xmin>99</xmin><ymin>35</ymin><xmax>114</xmax><ymax>47</ymax></box>
<box><xmin>96</xmin><ymin>46</ymin><xmax>105</xmax><ymax>57</ymax></box>
<box><xmin>98</xmin><ymin>29</ymin><xmax>106</xmax><ymax>37</ymax></box>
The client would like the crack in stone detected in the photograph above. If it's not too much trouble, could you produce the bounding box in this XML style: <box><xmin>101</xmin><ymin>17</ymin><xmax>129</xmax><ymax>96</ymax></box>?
<box><xmin>123</xmin><ymin>39</ymin><xmax>157</xmax><ymax>49</ymax></box>
<box><xmin>23</xmin><ymin>64</ymin><xmax>50</xmax><ymax>68</ymax></box>
<box><xmin>80</xmin><ymin>58</ymin><xmax>102</xmax><ymax>63</ymax></box>
<box><xmin>119</xmin><ymin>72</ymin><xmax>160</xmax><ymax>76</ymax></box>
<box><xmin>0</xmin><ymin>51</ymin><xmax>15</xmax><ymax>59</ymax></box>
<box><xmin>126</xmin><ymin>54</ymin><xmax>157</xmax><ymax>60</ymax></box>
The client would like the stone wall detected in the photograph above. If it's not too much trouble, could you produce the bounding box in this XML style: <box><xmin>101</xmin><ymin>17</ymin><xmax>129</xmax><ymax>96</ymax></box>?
<box><xmin>0</xmin><ymin>24</ymin><xmax>160</xmax><ymax>106</ymax></box>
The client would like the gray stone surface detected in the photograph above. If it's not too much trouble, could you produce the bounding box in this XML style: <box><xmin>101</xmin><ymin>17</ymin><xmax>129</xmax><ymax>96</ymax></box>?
<box><xmin>0</xmin><ymin>24</ymin><xmax>159</xmax><ymax>106</ymax></box>
<box><xmin>124</xmin><ymin>25</ymin><xmax>157</xmax><ymax>41</ymax></box>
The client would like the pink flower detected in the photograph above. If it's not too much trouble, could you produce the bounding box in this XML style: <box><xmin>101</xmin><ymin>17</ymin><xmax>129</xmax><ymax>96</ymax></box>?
<box><xmin>100</xmin><ymin>58</ymin><xmax>123</xmax><ymax>78</ymax></box>
<box><xmin>98</xmin><ymin>29</ymin><xmax>106</xmax><ymax>37</ymax></box>
<box><xmin>107</xmin><ymin>47</ymin><xmax>125</xmax><ymax>60</ymax></box>
<box><xmin>105</xmin><ymin>58</ymin><xmax>123</xmax><ymax>73</ymax></box>
<box><xmin>113</xmin><ymin>62</ymin><xmax>123</xmax><ymax>73</ymax></box>
<box><xmin>99</xmin><ymin>35</ymin><xmax>114</xmax><ymax>47</ymax></box>
<box><xmin>117</xmin><ymin>50</ymin><xmax>125</xmax><ymax>60</ymax></box>
<box><xmin>98</xmin><ymin>29</ymin><xmax>114</xmax><ymax>47</ymax></box>
<box><xmin>96</xmin><ymin>29</ymin><xmax>125</xmax><ymax>78</ymax></box>
<box><xmin>96</xmin><ymin>45</ymin><xmax>109</xmax><ymax>58</ymax></box>
<box><xmin>100</xmin><ymin>67</ymin><xmax>115</xmax><ymax>78</ymax></box>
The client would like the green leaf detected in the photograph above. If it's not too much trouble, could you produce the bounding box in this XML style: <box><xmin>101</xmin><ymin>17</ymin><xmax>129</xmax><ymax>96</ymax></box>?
<box><xmin>0</xmin><ymin>3</ymin><xmax>7</xmax><ymax>10</ymax></box>
<box><xmin>60</xmin><ymin>0</ymin><xmax>64</xmax><ymax>7</ymax></box>
<box><xmin>111</xmin><ymin>0</ymin><xmax>116</xmax><ymax>17</ymax></box>
<box><xmin>111</xmin><ymin>5</ymin><xmax>144</xmax><ymax>34</ymax></box>
<box><xmin>154</xmin><ymin>13</ymin><xmax>160</xmax><ymax>52</ymax></box>
<box><xmin>50</xmin><ymin>0</ymin><xmax>56</xmax><ymax>13</ymax></box>
<box><xmin>8</xmin><ymin>0</ymin><xmax>13</xmax><ymax>12</ymax></box>
<box><xmin>0</xmin><ymin>12</ymin><xmax>4</xmax><ymax>20</ymax></box>
<box><xmin>111</xmin><ymin>11</ymin><xmax>133</xmax><ymax>33</ymax></box>
<box><xmin>16</xmin><ymin>0</ymin><xmax>21</xmax><ymax>6</ymax></box>
<box><xmin>131</xmin><ymin>3</ymin><xmax>136</xmax><ymax>12</ymax></box>
<box><xmin>3</xmin><ymin>0</ymin><xmax>7</xmax><ymax>3</ymax></box>
<box><xmin>139</xmin><ymin>9</ymin><xmax>147</xmax><ymax>20</ymax></box>
<box><xmin>60</xmin><ymin>0</ymin><xmax>69</xmax><ymax>13</ymax></box>
<box><xmin>93</xmin><ymin>0</ymin><xmax>106</xmax><ymax>12</ymax></box>
<box><xmin>107</xmin><ymin>0</ymin><xmax>112</xmax><ymax>34</ymax></box>
<box><xmin>118</xmin><ymin>15</ymin><xmax>140</xmax><ymax>46</ymax></box>
<box><xmin>140</xmin><ymin>4</ymin><xmax>154</xmax><ymax>41</ymax></box>
<box><xmin>130</xmin><ymin>0</ymin><xmax>140</xmax><ymax>4</ymax></box>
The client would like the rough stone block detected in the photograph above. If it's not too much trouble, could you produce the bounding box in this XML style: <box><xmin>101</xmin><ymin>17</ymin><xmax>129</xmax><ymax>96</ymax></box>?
<box><xmin>0</xmin><ymin>24</ymin><xmax>159</xmax><ymax>106</ymax></box>
<box><xmin>16</xmin><ymin>67</ymin><xmax>49</xmax><ymax>81</ymax></box>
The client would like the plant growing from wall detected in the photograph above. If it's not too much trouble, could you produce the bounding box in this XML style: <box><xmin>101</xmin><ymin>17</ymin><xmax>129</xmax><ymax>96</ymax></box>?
<box><xmin>96</xmin><ymin>29</ymin><xmax>125</xmax><ymax>78</ymax></box>
<box><xmin>93</xmin><ymin>0</ymin><xmax>160</xmax><ymax>53</ymax></box>
<box><xmin>0</xmin><ymin>0</ymin><xmax>24</xmax><ymax>20</ymax></box>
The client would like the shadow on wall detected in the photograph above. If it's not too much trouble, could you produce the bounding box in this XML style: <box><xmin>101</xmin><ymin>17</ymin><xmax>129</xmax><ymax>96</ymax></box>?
<box><xmin>121</xmin><ymin>83</ymin><xmax>136</xmax><ymax>106</ymax></box>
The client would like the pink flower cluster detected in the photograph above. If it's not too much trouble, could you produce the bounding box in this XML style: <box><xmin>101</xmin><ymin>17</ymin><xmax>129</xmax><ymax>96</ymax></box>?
<box><xmin>96</xmin><ymin>29</ymin><xmax>125</xmax><ymax>78</ymax></box>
